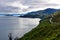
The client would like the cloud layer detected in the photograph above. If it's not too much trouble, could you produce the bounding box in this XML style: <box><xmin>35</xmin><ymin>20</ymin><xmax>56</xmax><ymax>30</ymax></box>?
<box><xmin>0</xmin><ymin>0</ymin><xmax>60</xmax><ymax>14</ymax></box>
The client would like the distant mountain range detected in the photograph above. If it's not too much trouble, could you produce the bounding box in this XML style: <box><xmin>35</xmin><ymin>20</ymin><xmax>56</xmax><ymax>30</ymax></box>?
<box><xmin>0</xmin><ymin>14</ymin><xmax>25</xmax><ymax>16</ymax></box>
<box><xmin>20</xmin><ymin>8</ymin><xmax>60</xmax><ymax>19</ymax></box>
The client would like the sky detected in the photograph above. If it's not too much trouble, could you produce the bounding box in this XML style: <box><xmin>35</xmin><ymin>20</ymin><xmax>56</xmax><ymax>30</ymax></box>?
<box><xmin>0</xmin><ymin>0</ymin><xmax>60</xmax><ymax>14</ymax></box>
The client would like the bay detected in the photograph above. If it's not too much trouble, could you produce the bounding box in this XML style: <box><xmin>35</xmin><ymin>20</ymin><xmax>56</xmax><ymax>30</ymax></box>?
<box><xmin>0</xmin><ymin>16</ymin><xmax>40</xmax><ymax>40</ymax></box>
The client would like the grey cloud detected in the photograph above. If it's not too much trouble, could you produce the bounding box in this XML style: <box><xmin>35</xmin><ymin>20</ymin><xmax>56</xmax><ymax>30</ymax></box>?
<box><xmin>20</xmin><ymin>0</ymin><xmax>45</xmax><ymax>5</ymax></box>
<box><xmin>0</xmin><ymin>0</ymin><xmax>60</xmax><ymax>13</ymax></box>
<box><xmin>0</xmin><ymin>6</ymin><xmax>20</xmax><ymax>13</ymax></box>
<box><xmin>20</xmin><ymin>0</ymin><xmax>59</xmax><ymax>9</ymax></box>
<box><xmin>0</xmin><ymin>0</ymin><xmax>17</xmax><ymax>2</ymax></box>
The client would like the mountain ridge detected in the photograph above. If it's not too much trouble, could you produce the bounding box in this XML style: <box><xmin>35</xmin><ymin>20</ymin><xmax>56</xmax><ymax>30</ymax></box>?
<box><xmin>20</xmin><ymin>8</ymin><xmax>60</xmax><ymax>19</ymax></box>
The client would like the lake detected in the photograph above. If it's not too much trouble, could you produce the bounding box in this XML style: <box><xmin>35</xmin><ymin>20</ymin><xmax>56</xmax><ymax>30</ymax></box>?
<box><xmin>0</xmin><ymin>16</ymin><xmax>40</xmax><ymax>40</ymax></box>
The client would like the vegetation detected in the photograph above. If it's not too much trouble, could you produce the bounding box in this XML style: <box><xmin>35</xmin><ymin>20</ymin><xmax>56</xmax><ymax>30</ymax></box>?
<box><xmin>18</xmin><ymin>11</ymin><xmax>60</xmax><ymax>40</ymax></box>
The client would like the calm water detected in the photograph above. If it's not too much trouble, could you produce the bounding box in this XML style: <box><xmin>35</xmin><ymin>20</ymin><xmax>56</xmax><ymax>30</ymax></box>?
<box><xmin>0</xmin><ymin>16</ymin><xmax>40</xmax><ymax>40</ymax></box>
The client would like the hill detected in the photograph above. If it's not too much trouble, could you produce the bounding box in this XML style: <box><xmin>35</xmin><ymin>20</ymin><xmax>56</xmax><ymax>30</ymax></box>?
<box><xmin>18</xmin><ymin>11</ymin><xmax>60</xmax><ymax>40</ymax></box>
<box><xmin>20</xmin><ymin>8</ymin><xmax>59</xmax><ymax>19</ymax></box>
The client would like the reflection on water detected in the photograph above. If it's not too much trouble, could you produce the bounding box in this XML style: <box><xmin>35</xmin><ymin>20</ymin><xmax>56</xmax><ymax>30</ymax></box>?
<box><xmin>0</xmin><ymin>16</ymin><xmax>40</xmax><ymax>40</ymax></box>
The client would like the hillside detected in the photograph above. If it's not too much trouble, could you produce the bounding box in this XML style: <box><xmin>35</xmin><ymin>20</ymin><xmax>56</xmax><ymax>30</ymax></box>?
<box><xmin>20</xmin><ymin>8</ymin><xmax>59</xmax><ymax>19</ymax></box>
<box><xmin>18</xmin><ymin>11</ymin><xmax>60</xmax><ymax>40</ymax></box>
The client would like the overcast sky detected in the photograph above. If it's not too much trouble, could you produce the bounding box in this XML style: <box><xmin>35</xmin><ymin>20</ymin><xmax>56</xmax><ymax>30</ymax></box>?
<box><xmin>0</xmin><ymin>0</ymin><xmax>60</xmax><ymax>14</ymax></box>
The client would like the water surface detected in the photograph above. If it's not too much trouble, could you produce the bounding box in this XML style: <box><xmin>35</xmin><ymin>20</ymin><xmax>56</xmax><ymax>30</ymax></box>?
<box><xmin>0</xmin><ymin>16</ymin><xmax>40</xmax><ymax>40</ymax></box>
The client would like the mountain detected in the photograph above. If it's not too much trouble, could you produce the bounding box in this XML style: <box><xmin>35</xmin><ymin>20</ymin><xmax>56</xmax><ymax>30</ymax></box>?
<box><xmin>20</xmin><ymin>8</ymin><xmax>60</xmax><ymax>19</ymax></box>
<box><xmin>18</xmin><ymin>11</ymin><xmax>60</xmax><ymax>40</ymax></box>
<box><xmin>1</xmin><ymin>14</ymin><xmax>25</xmax><ymax>16</ymax></box>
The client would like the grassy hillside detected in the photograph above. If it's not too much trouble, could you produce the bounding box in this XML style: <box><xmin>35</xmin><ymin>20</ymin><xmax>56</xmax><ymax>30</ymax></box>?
<box><xmin>18</xmin><ymin>11</ymin><xmax>60</xmax><ymax>40</ymax></box>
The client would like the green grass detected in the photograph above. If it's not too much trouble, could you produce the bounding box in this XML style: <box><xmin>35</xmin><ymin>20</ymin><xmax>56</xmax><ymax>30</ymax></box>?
<box><xmin>18</xmin><ymin>12</ymin><xmax>60</xmax><ymax>40</ymax></box>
